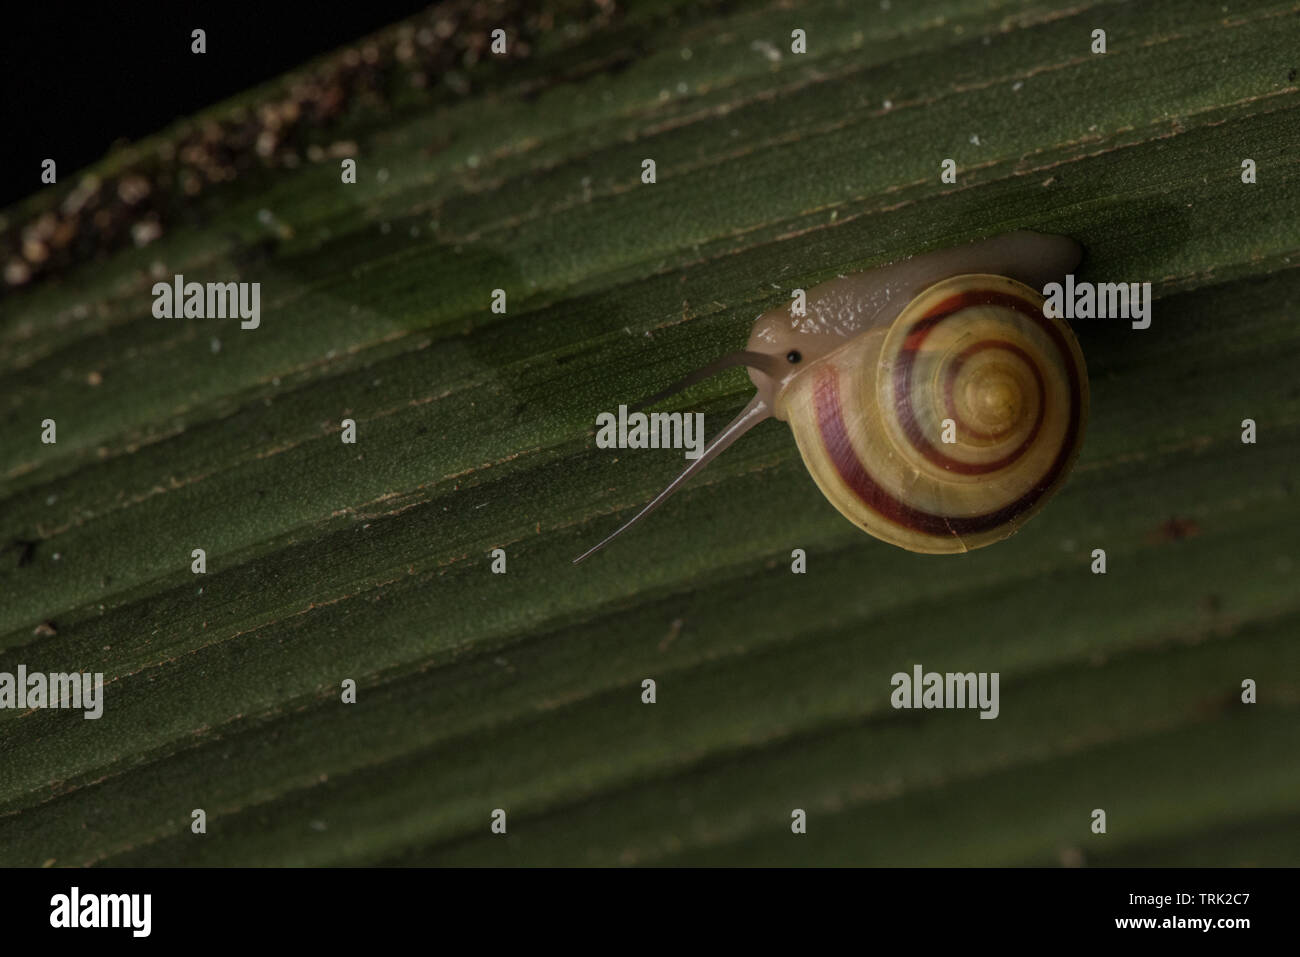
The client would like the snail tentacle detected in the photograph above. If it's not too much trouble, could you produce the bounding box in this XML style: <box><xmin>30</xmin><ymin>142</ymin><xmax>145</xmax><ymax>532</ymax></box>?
<box><xmin>629</xmin><ymin>350</ymin><xmax>785</xmax><ymax>412</ymax></box>
<box><xmin>572</xmin><ymin>395</ymin><xmax>771</xmax><ymax>564</ymax></box>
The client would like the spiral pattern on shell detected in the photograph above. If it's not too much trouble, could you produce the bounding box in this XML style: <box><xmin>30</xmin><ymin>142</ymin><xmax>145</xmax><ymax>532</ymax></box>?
<box><xmin>781</xmin><ymin>273</ymin><xmax>1088</xmax><ymax>553</ymax></box>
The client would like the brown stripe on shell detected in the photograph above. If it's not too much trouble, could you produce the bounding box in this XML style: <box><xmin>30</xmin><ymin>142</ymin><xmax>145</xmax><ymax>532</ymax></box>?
<box><xmin>813</xmin><ymin>287</ymin><xmax>1083</xmax><ymax>540</ymax></box>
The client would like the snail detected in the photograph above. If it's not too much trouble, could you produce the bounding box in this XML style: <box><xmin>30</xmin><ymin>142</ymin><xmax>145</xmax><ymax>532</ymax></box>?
<box><xmin>574</xmin><ymin>230</ymin><xmax>1088</xmax><ymax>562</ymax></box>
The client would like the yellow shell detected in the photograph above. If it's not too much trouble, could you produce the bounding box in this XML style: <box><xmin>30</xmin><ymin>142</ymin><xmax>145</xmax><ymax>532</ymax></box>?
<box><xmin>777</xmin><ymin>274</ymin><xmax>1088</xmax><ymax>553</ymax></box>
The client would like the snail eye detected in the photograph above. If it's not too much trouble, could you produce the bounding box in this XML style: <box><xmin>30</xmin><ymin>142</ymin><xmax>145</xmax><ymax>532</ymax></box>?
<box><xmin>786</xmin><ymin>350</ymin><xmax>802</xmax><ymax>364</ymax></box>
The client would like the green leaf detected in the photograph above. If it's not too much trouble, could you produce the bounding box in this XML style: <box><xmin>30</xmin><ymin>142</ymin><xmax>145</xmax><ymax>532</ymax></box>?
<box><xmin>1</xmin><ymin>0</ymin><xmax>1297</xmax><ymax>866</ymax></box>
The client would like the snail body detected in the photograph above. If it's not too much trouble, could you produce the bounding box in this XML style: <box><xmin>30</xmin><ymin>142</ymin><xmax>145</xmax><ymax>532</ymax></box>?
<box><xmin>575</xmin><ymin>231</ymin><xmax>1088</xmax><ymax>562</ymax></box>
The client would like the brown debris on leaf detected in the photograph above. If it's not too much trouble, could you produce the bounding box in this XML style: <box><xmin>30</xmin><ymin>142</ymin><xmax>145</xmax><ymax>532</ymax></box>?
<box><xmin>1147</xmin><ymin>516</ymin><xmax>1202</xmax><ymax>543</ymax></box>
<box><xmin>1</xmin><ymin>1</ymin><xmax>621</xmax><ymax>295</ymax></box>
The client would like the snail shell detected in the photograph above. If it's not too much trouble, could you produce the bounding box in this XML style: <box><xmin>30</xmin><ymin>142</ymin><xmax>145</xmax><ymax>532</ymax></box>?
<box><xmin>575</xmin><ymin>231</ymin><xmax>1088</xmax><ymax>562</ymax></box>
<box><xmin>774</xmin><ymin>272</ymin><xmax>1087</xmax><ymax>552</ymax></box>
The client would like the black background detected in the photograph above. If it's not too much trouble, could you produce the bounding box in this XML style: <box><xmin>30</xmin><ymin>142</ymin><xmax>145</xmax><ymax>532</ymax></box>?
<box><xmin>1</xmin><ymin>1</ymin><xmax>431</xmax><ymax>209</ymax></box>
<box><xmin>11</xmin><ymin>866</ymin><xmax>1283</xmax><ymax>942</ymax></box>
